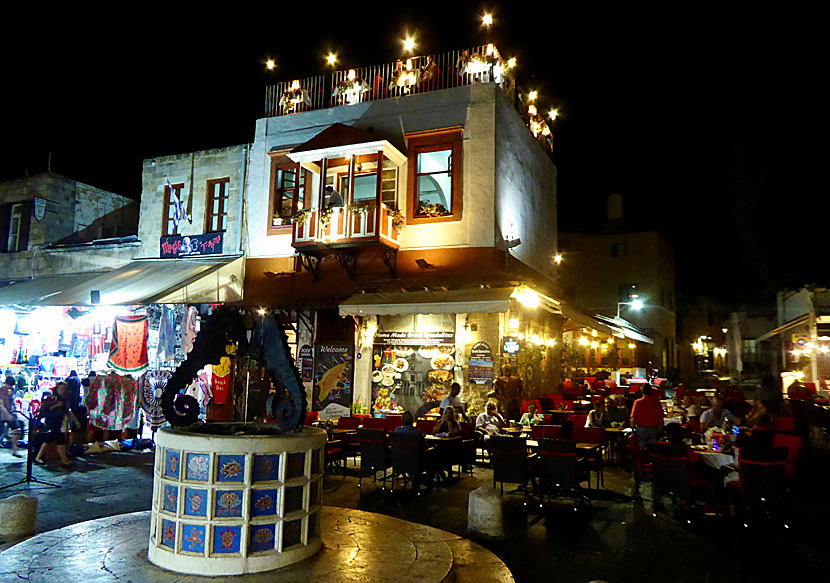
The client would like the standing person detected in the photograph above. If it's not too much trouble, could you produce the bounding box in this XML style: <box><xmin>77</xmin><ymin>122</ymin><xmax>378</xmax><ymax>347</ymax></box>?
<box><xmin>34</xmin><ymin>382</ymin><xmax>79</xmax><ymax>468</ymax></box>
<box><xmin>630</xmin><ymin>384</ymin><xmax>664</xmax><ymax>449</ymax></box>
<box><xmin>492</xmin><ymin>365</ymin><xmax>524</xmax><ymax>422</ymax></box>
<box><xmin>439</xmin><ymin>383</ymin><xmax>466</xmax><ymax>420</ymax></box>
<box><xmin>65</xmin><ymin>370</ymin><xmax>81</xmax><ymax>409</ymax></box>
<box><xmin>0</xmin><ymin>376</ymin><xmax>21</xmax><ymax>457</ymax></box>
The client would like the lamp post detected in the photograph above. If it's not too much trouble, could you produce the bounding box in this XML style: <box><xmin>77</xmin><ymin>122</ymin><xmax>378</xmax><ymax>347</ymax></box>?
<box><xmin>616</xmin><ymin>298</ymin><xmax>644</xmax><ymax>320</ymax></box>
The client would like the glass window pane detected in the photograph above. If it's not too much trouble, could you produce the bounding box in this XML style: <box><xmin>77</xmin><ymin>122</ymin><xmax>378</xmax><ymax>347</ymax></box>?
<box><xmin>352</xmin><ymin>174</ymin><xmax>377</xmax><ymax>201</ymax></box>
<box><xmin>417</xmin><ymin>174</ymin><xmax>451</xmax><ymax>212</ymax></box>
<box><xmin>282</xmin><ymin>168</ymin><xmax>296</xmax><ymax>188</ymax></box>
<box><xmin>417</xmin><ymin>149</ymin><xmax>451</xmax><ymax>174</ymax></box>
<box><xmin>213</xmin><ymin>199</ymin><xmax>219</xmax><ymax>213</ymax></box>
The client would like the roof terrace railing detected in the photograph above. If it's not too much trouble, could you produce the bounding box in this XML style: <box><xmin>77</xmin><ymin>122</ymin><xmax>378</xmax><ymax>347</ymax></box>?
<box><xmin>264</xmin><ymin>45</ymin><xmax>554</xmax><ymax>153</ymax></box>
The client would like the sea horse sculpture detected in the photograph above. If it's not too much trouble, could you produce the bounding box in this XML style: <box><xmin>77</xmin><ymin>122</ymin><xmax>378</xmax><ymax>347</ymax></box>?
<box><xmin>161</xmin><ymin>307</ymin><xmax>307</xmax><ymax>432</ymax></box>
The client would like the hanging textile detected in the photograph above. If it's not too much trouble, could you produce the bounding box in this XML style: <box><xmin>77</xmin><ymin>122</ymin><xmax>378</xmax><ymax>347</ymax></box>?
<box><xmin>85</xmin><ymin>372</ymin><xmax>139</xmax><ymax>431</ymax></box>
<box><xmin>157</xmin><ymin>306</ymin><xmax>177</xmax><ymax>363</ymax></box>
<box><xmin>138</xmin><ymin>370</ymin><xmax>171</xmax><ymax>428</ymax></box>
<box><xmin>182</xmin><ymin>306</ymin><xmax>198</xmax><ymax>356</ymax></box>
<box><xmin>108</xmin><ymin>315</ymin><xmax>149</xmax><ymax>374</ymax></box>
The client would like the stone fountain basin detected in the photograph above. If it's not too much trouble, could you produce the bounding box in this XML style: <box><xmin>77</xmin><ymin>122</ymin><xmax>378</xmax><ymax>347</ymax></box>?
<box><xmin>148</xmin><ymin>424</ymin><xmax>326</xmax><ymax>576</ymax></box>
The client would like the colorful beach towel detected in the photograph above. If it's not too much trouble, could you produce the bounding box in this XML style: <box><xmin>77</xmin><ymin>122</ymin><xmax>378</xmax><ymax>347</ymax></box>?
<box><xmin>108</xmin><ymin>315</ymin><xmax>149</xmax><ymax>374</ymax></box>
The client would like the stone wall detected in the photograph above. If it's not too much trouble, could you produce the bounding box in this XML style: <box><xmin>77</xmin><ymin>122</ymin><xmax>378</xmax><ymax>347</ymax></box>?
<box><xmin>138</xmin><ymin>146</ymin><xmax>248</xmax><ymax>259</ymax></box>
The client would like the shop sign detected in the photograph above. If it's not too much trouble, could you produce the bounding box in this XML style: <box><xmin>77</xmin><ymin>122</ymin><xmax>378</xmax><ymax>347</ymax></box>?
<box><xmin>33</xmin><ymin>196</ymin><xmax>47</xmax><ymax>221</ymax></box>
<box><xmin>502</xmin><ymin>336</ymin><xmax>520</xmax><ymax>354</ymax></box>
<box><xmin>792</xmin><ymin>333</ymin><xmax>809</xmax><ymax>348</ymax></box>
<box><xmin>299</xmin><ymin>345</ymin><xmax>313</xmax><ymax>382</ymax></box>
<box><xmin>160</xmin><ymin>232</ymin><xmax>224</xmax><ymax>258</ymax></box>
<box><xmin>373</xmin><ymin>331</ymin><xmax>455</xmax><ymax>345</ymax></box>
<box><xmin>468</xmin><ymin>341</ymin><xmax>494</xmax><ymax>385</ymax></box>
<box><xmin>312</xmin><ymin>343</ymin><xmax>353</xmax><ymax>412</ymax></box>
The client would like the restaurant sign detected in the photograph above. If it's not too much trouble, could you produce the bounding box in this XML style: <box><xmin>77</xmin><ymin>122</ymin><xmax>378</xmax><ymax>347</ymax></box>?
<box><xmin>160</xmin><ymin>232</ymin><xmax>224</xmax><ymax>258</ymax></box>
<box><xmin>373</xmin><ymin>330</ymin><xmax>455</xmax><ymax>345</ymax></box>
<box><xmin>468</xmin><ymin>341</ymin><xmax>494</xmax><ymax>385</ymax></box>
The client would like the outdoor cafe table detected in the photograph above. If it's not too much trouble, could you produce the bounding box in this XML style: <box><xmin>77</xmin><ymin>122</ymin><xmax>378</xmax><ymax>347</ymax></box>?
<box><xmin>330</xmin><ymin>428</ymin><xmax>357</xmax><ymax>435</ymax></box>
<box><xmin>691</xmin><ymin>445</ymin><xmax>738</xmax><ymax>470</ymax></box>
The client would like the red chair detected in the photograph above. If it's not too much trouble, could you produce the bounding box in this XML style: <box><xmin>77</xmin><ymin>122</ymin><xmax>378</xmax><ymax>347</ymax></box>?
<box><xmin>385</xmin><ymin>415</ymin><xmax>403</xmax><ymax>433</ymax></box>
<box><xmin>521</xmin><ymin>399</ymin><xmax>542</xmax><ymax>414</ymax></box>
<box><xmin>570</xmin><ymin>413</ymin><xmax>588</xmax><ymax>428</ymax></box>
<box><xmin>361</xmin><ymin>417</ymin><xmax>387</xmax><ymax>431</ymax></box>
<box><xmin>572</xmin><ymin>427</ymin><xmax>605</xmax><ymax>487</ymax></box>
<box><xmin>560</xmin><ymin>400</ymin><xmax>575</xmax><ymax>411</ymax></box>
<box><xmin>772</xmin><ymin>417</ymin><xmax>795</xmax><ymax>434</ymax></box>
<box><xmin>416</xmin><ymin>419</ymin><xmax>437</xmax><ymax>434</ymax></box>
<box><xmin>772</xmin><ymin>433</ymin><xmax>803</xmax><ymax>482</ymax></box>
<box><xmin>531</xmin><ymin>425</ymin><xmax>561</xmax><ymax>440</ymax></box>
<box><xmin>304</xmin><ymin>411</ymin><xmax>319</xmax><ymax>426</ymax></box>
<box><xmin>337</xmin><ymin>416</ymin><xmax>360</xmax><ymax>430</ymax></box>
<box><xmin>628</xmin><ymin>432</ymin><xmax>653</xmax><ymax>495</ymax></box>
<box><xmin>542</xmin><ymin>414</ymin><xmax>552</xmax><ymax>425</ymax></box>
<box><xmin>628</xmin><ymin>383</ymin><xmax>643</xmax><ymax>394</ymax></box>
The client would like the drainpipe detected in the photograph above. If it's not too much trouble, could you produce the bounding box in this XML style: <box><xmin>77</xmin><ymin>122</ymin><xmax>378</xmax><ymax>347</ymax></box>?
<box><xmin>808</xmin><ymin>291</ymin><xmax>819</xmax><ymax>384</ymax></box>
<box><xmin>237</xmin><ymin>144</ymin><xmax>250</xmax><ymax>255</ymax></box>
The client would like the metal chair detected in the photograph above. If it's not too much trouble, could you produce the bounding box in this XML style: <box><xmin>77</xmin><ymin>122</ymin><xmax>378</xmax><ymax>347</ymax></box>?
<box><xmin>488</xmin><ymin>435</ymin><xmax>535</xmax><ymax>506</ymax></box>
<box><xmin>356</xmin><ymin>428</ymin><xmax>391</xmax><ymax>490</ymax></box>
<box><xmin>389</xmin><ymin>432</ymin><xmax>432</xmax><ymax>494</ymax></box>
<box><xmin>536</xmin><ymin>438</ymin><xmax>590</xmax><ymax>509</ymax></box>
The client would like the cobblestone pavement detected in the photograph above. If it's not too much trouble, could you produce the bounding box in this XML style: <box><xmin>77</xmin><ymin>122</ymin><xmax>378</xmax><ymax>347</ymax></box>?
<box><xmin>3</xmin><ymin>444</ymin><xmax>830</xmax><ymax>582</ymax></box>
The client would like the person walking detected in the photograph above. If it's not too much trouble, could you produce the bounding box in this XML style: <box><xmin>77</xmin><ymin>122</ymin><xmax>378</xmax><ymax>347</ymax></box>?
<box><xmin>0</xmin><ymin>376</ymin><xmax>22</xmax><ymax>457</ymax></box>
<box><xmin>630</xmin><ymin>384</ymin><xmax>664</xmax><ymax>449</ymax></box>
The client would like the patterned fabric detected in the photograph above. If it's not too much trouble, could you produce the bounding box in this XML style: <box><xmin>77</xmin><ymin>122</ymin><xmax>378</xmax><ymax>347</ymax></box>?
<box><xmin>107</xmin><ymin>315</ymin><xmax>149</xmax><ymax>374</ymax></box>
<box><xmin>85</xmin><ymin>373</ymin><xmax>139</xmax><ymax>430</ymax></box>
<box><xmin>182</xmin><ymin>306</ymin><xmax>198</xmax><ymax>355</ymax></box>
<box><xmin>139</xmin><ymin>370</ymin><xmax>171</xmax><ymax>428</ymax></box>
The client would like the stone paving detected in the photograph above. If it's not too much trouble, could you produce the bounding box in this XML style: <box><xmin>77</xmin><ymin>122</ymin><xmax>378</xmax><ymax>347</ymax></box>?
<box><xmin>0</xmin><ymin>507</ymin><xmax>513</xmax><ymax>583</ymax></box>
<box><xmin>3</xmin><ymin>444</ymin><xmax>830</xmax><ymax>582</ymax></box>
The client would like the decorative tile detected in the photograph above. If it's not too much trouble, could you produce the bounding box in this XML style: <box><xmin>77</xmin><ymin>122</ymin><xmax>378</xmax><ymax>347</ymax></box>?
<box><xmin>185</xmin><ymin>453</ymin><xmax>210</xmax><ymax>481</ymax></box>
<box><xmin>251</xmin><ymin>489</ymin><xmax>278</xmax><ymax>517</ymax></box>
<box><xmin>284</xmin><ymin>485</ymin><xmax>304</xmax><ymax>514</ymax></box>
<box><xmin>283</xmin><ymin>518</ymin><xmax>302</xmax><ymax>548</ymax></box>
<box><xmin>253</xmin><ymin>454</ymin><xmax>280</xmax><ymax>482</ymax></box>
<box><xmin>162</xmin><ymin>483</ymin><xmax>178</xmax><ymax>513</ymax></box>
<box><xmin>164</xmin><ymin>449</ymin><xmax>181</xmax><ymax>479</ymax></box>
<box><xmin>215</xmin><ymin>489</ymin><xmax>244</xmax><ymax>518</ymax></box>
<box><xmin>287</xmin><ymin>452</ymin><xmax>305</xmax><ymax>479</ymax></box>
<box><xmin>183</xmin><ymin>487</ymin><xmax>208</xmax><ymax>517</ymax></box>
<box><xmin>216</xmin><ymin>454</ymin><xmax>245</xmax><ymax>482</ymax></box>
<box><xmin>212</xmin><ymin>525</ymin><xmax>242</xmax><ymax>554</ymax></box>
<box><xmin>181</xmin><ymin>524</ymin><xmax>206</xmax><ymax>554</ymax></box>
<box><xmin>160</xmin><ymin>519</ymin><xmax>176</xmax><ymax>549</ymax></box>
<box><xmin>249</xmin><ymin>523</ymin><xmax>276</xmax><ymax>553</ymax></box>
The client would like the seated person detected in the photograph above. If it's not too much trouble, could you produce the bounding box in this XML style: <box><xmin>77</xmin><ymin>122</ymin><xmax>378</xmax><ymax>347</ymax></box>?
<box><xmin>682</xmin><ymin>394</ymin><xmax>703</xmax><ymax>419</ymax></box>
<box><xmin>433</xmin><ymin>405</ymin><xmax>462</xmax><ymax>437</ymax></box>
<box><xmin>439</xmin><ymin>383</ymin><xmax>467</xmax><ymax>421</ymax></box>
<box><xmin>744</xmin><ymin>398</ymin><xmax>769</xmax><ymax>427</ymax></box>
<box><xmin>475</xmin><ymin>401</ymin><xmax>506</xmax><ymax>435</ymax></box>
<box><xmin>605</xmin><ymin>395</ymin><xmax>628</xmax><ymax>426</ymax></box>
<box><xmin>394</xmin><ymin>410</ymin><xmax>423</xmax><ymax>437</ymax></box>
<box><xmin>519</xmin><ymin>401</ymin><xmax>544</xmax><ymax>426</ymax></box>
<box><xmin>585</xmin><ymin>399</ymin><xmax>607</xmax><ymax>428</ymax></box>
<box><xmin>700</xmin><ymin>396</ymin><xmax>735</xmax><ymax>431</ymax></box>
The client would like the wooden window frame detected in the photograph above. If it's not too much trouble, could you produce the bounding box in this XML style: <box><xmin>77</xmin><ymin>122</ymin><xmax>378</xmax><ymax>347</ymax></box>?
<box><xmin>406</xmin><ymin>127</ymin><xmax>463</xmax><ymax>224</ymax></box>
<box><xmin>162</xmin><ymin>182</ymin><xmax>185</xmax><ymax>237</ymax></box>
<box><xmin>267</xmin><ymin>151</ymin><xmax>304</xmax><ymax>234</ymax></box>
<box><xmin>205</xmin><ymin>177</ymin><xmax>230</xmax><ymax>234</ymax></box>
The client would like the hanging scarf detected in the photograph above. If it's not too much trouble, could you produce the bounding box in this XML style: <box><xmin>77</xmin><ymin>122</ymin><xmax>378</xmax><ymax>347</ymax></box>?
<box><xmin>138</xmin><ymin>370</ymin><xmax>171</xmax><ymax>428</ymax></box>
<box><xmin>157</xmin><ymin>306</ymin><xmax>177</xmax><ymax>363</ymax></box>
<box><xmin>108</xmin><ymin>315</ymin><xmax>149</xmax><ymax>374</ymax></box>
<box><xmin>182</xmin><ymin>306</ymin><xmax>198</xmax><ymax>355</ymax></box>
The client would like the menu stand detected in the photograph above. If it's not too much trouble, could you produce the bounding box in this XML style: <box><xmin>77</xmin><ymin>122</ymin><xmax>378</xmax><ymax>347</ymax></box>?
<box><xmin>0</xmin><ymin>411</ymin><xmax>60</xmax><ymax>491</ymax></box>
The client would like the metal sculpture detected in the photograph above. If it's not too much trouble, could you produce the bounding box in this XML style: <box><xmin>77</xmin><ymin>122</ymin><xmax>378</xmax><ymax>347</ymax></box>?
<box><xmin>161</xmin><ymin>307</ymin><xmax>307</xmax><ymax>432</ymax></box>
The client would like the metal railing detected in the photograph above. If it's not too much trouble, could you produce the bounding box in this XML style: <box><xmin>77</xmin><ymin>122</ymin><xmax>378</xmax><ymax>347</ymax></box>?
<box><xmin>264</xmin><ymin>45</ymin><xmax>553</xmax><ymax>154</ymax></box>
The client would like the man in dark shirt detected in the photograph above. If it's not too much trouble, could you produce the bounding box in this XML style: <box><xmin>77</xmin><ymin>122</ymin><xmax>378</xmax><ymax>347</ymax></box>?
<box><xmin>393</xmin><ymin>411</ymin><xmax>423</xmax><ymax>437</ymax></box>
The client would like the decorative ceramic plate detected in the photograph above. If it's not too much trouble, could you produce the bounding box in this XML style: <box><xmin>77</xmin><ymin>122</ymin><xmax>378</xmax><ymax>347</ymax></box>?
<box><xmin>430</xmin><ymin>354</ymin><xmax>454</xmax><ymax>370</ymax></box>
<box><xmin>393</xmin><ymin>357</ymin><xmax>409</xmax><ymax>372</ymax></box>
<box><xmin>371</xmin><ymin>370</ymin><xmax>383</xmax><ymax>383</ymax></box>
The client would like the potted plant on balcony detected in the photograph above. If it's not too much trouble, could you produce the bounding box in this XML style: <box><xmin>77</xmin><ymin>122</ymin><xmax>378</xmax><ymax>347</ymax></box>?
<box><xmin>318</xmin><ymin>206</ymin><xmax>335</xmax><ymax>229</ymax></box>
<box><xmin>389</xmin><ymin>208</ymin><xmax>405</xmax><ymax>233</ymax></box>
<box><xmin>292</xmin><ymin>208</ymin><xmax>312</xmax><ymax>226</ymax></box>
<box><xmin>346</xmin><ymin>200</ymin><xmax>377</xmax><ymax>215</ymax></box>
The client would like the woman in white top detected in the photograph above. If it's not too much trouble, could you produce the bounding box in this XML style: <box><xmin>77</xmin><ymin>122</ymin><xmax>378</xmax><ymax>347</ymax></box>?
<box><xmin>519</xmin><ymin>401</ymin><xmax>544</xmax><ymax>426</ymax></box>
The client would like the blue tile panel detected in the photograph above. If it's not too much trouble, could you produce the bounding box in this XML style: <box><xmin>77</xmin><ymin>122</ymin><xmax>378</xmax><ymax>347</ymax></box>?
<box><xmin>216</xmin><ymin>454</ymin><xmax>245</xmax><ymax>482</ymax></box>
<box><xmin>213</xmin><ymin>525</ymin><xmax>242</xmax><ymax>554</ymax></box>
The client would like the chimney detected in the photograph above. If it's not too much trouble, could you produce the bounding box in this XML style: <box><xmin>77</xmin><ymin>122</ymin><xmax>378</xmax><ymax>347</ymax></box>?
<box><xmin>607</xmin><ymin>193</ymin><xmax>623</xmax><ymax>223</ymax></box>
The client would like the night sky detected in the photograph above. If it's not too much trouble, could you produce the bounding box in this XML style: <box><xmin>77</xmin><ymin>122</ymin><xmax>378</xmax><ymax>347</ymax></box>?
<box><xmin>3</xmin><ymin>6</ymin><xmax>823</xmax><ymax>305</ymax></box>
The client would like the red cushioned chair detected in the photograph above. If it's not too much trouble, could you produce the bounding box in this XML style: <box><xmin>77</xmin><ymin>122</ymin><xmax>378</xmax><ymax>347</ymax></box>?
<box><xmin>570</xmin><ymin>413</ymin><xmax>588</xmax><ymax>428</ymax></box>
<box><xmin>536</xmin><ymin>438</ymin><xmax>591</xmax><ymax>509</ymax></box>
<box><xmin>572</xmin><ymin>427</ymin><xmax>605</xmax><ymax>487</ymax></box>
<box><xmin>361</xmin><ymin>417</ymin><xmax>387</xmax><ymax>431</ymax></box>
<box><xmin>488</xmin><ymin>436</ymin><xmax>536</xmax><ymax>505</ymax></box>
<box><xmin>772</xmin><ymin>433</ymin><xmax>803</xmax><ymax>483</ymax></box>
<box><xmin>772</xmin><ymin>417</ymin><xmax>795</xmax><ymax>434</ymax></box>
<box><xmin>385</xmin><ymin>415</ymin><xmax>403</xmax><ymax>433</ymax></box>
<box><xmin>560</xmin><ymin>400</ymin><xmax>575</xmax><ymax>411</ymax></box>
<box><xmin>646</xmin><ymin>442</ymin><xmax>708</xmax><ymax>507</ymax></box>
<box><xmin>521</xmin><ymin>399</ymin><xmax>542</xmax><ymax>414</ymax></box>
<box><xmin>337</xmin><ymin>416</ymin><xmax>360</xmax><ymax>430</ymax></box>
<box><xmin>304</xmin><ymin>411</ymin><xmax>319</xmax><ymax>426</ymax></box>
<box><xmin>531</xmin><ymin>425</ymin><xmax>562</xmax><ymax>440</ymax></box>
<box><xmin>416</xmin><ymin>419</ymin><xmax>437</xmax><ymax>435</ymax></box>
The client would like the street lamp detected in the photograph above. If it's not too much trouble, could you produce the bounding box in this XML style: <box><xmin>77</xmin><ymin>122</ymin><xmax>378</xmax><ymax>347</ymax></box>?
<box><xmin>616</xmin><ymin>298</ymin><xmax>644</xmax><ymax>320</ymax></box>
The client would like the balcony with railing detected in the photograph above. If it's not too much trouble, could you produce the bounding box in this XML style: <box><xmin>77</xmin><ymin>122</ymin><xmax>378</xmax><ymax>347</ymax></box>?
<box><xmin>264</xmin><ymin>45</ymin><xmax>554</xmax><ymax>153</ymax></box>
